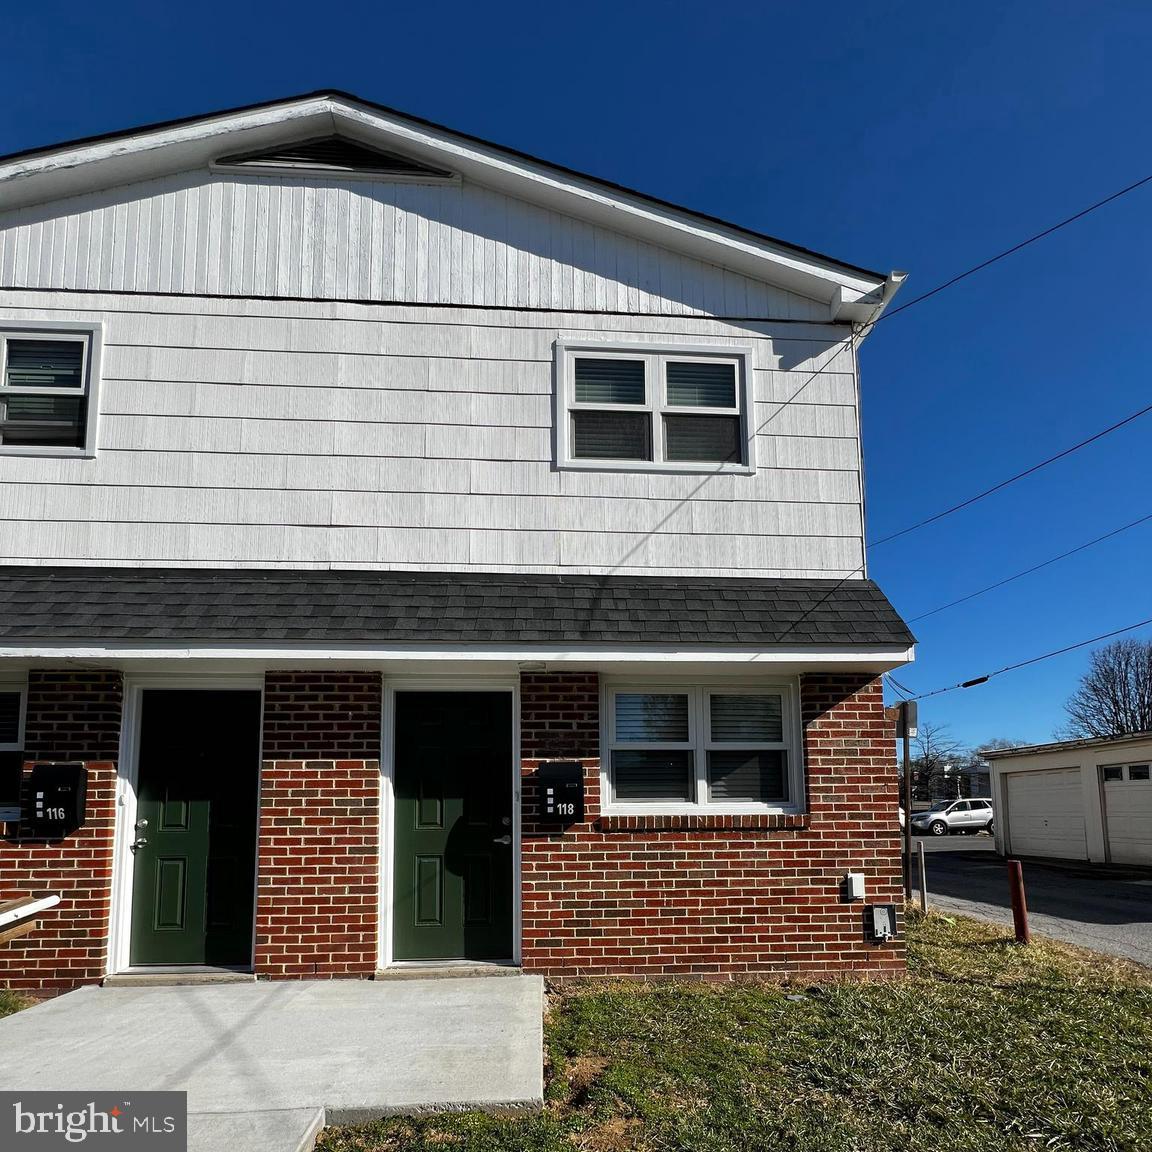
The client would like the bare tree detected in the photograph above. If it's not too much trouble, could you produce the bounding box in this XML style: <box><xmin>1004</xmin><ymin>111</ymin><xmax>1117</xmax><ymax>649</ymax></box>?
<box><xmin>907</xmin><ymin>721</ymin><xmax>964</xmax><ymax>801</ymax></box>
<box><xmin>1062</xmin><ymin>637</ymin><xmax>1152</xmax><ymax>739</ymax></box>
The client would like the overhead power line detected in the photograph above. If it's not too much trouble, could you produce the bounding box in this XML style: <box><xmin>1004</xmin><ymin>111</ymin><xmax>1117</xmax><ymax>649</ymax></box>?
<box><xmin>907</xmin><ymin>510</ymin><xmax>1152</xmax><ymax>623</ymax></box>
<box><xmin>878</xmin><ymin>171</ymin><xmax>1152</xmax><ymax>322</ymax></box>
<box><xmin>871</xmin><ymin>400</ymin><xmax>1152</xmax><ymax>548</ymax></box>
<box><xmin>903</xmin><ymin>616</ymin><xmax>1152</xmax><ymax>702</ymax></box>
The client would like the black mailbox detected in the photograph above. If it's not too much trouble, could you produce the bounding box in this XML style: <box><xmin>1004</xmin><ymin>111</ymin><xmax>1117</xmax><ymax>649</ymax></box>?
<box><xmin>536</xmin><ymin>761</ymin><xmax>585</xmax><ymax>824</ymax></box>
<box><xmin>27</xmin><ymin>762</ymin><xmax>87</xmax><ymax>836</ymax></box>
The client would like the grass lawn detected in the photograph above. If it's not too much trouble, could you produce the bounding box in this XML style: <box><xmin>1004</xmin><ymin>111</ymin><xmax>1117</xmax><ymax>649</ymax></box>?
<box><xmin>318</xmin><ymin>912</ymin><xmax>1152</xmax><ymax>1152</ymax></box>
<box><xmin>0</xmin><ymin>989</ymin><xmax>27</xmax><ymax>1020</ymax></box>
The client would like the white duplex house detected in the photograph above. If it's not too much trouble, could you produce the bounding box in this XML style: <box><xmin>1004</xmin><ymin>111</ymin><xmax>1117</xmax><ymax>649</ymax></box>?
<box><xmin>0</xmin><ymin>92</ymin><xmax>914</xmax><ymax>992</ymax></box>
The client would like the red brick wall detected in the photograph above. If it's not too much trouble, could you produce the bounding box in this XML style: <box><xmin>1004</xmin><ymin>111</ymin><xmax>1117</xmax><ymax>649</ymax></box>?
<box><xmin>520</xmin><ymin>671</ymin><xmax>904</xmax><ymax>981</ymax></box>
<box><xmin>0</xmin><ymin>672</ymin><xmax>122</xmax><ymax>993</ymax></box>
<box><xmin>255</xmin><ymin>672</ymin><xmax>381</xmax><ymax>978</ymax></box>
<box><xmin>262</xmin><ymin>671</ymin><xmax>383</xmax><ymax>759</ymax></box>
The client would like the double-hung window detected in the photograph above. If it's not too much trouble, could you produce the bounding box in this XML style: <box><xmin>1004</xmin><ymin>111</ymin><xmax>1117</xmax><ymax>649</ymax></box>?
<box><xmin>604</xmin><ymin>682</ymin><xmax>800</xmax><ymax>812</ymax></box>
<box><xmin>0</xmin><ymin>326</ymin><xmax>101</xmax><ymax>455</ymax></box>
<box><xmin>557</xmin><ymin>343</ymin><xmax>754</xmax><ymax>472</ymax></box>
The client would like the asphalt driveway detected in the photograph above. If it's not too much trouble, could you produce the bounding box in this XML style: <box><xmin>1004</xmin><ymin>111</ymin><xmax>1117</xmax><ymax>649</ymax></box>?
<box><xmin>912</xmin><ymin>839</ymin><xmax>1152</xmax><ymax>966</ymax></box>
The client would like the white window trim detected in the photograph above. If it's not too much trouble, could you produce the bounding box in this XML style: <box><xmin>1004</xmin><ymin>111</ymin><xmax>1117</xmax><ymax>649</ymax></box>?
<box><xmin>599</xmin><ymin>678</ymin><xmax>804</xmax><ymax>815</ymax></box>
<box><xmin>554</xmin><ymin>340</ymin><xmax>756</xmax><ymax>474</ymax></box>
<box><xmin>0</xmin><ymin>678</ymin><xmax>26</xmax><ymax>752</ymax></box>
<box><xmin>0</xmin><ymin>320</ymin><xmax>103</xmax><ymax>458</ymax></box>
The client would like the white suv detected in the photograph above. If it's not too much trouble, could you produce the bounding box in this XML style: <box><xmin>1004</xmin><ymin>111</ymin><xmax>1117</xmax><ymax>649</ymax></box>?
<box><xmin>910</xmin><ymin>798</ymin><xmax>994</xmax><ymax>837</ymax></box>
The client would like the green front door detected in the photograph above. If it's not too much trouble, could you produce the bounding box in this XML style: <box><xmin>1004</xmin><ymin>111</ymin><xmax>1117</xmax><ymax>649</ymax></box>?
<box><xmin>393</xmin><ymin>691</ymin><xmax>514</xmax><ymax>961</ymax></box>
<box><xmin>129</xmin><ymin>690</ymin><xmax>260</xmax><ymax>967</ymax></box>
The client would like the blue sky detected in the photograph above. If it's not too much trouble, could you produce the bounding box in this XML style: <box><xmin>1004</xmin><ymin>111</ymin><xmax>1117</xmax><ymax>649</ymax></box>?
<box><xmin>3</xmin><ymin>1</ymin><xmax>1149</xmax><ymax>748</ymax></box>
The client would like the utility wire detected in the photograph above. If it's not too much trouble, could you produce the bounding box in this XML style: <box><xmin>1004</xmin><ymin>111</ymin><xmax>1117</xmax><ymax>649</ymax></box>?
<box><xmin>770</xmin><ymin>395</ymin><xmax>1152</xmax><ymax>644</ymax></box>
<box><xmin>903</xmin><ymin>616</ymin><xmax>1152</xmax><ymax>702</ymax></box>
<box><xmin>907</xmin><ymin>511</ymin><xmax>1152</xmax><ymax>623</ymax></box>
<box><xmin>878</xmin><ymin>172</ymin><xmax>1152</xmax><ymax>322</ymax></box>
<box><xmin>870</xmin><ymin>400</ymin><xmax>1152</xmax><ymax>547</ymax></box>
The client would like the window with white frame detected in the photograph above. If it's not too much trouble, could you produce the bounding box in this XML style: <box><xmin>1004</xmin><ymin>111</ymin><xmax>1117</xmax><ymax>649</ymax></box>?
<box><xmin>0</xmin><ymin>327</ymin><xmax>100</xmax><ymax>454</ymax></box>
<box><xmin>604</xmin><ymin>683</ymin><xmax>799</xmax><ymax>809</ymax></box>
<box><xmin>556</xmin><ymin>343</ymin><xmax>753</xmax><ymax>471</ymax></box>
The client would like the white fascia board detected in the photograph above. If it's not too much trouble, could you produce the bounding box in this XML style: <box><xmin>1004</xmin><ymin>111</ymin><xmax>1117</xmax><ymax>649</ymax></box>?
<box><xmin>0</xmin><ymin>96</ymin><xmax>891</xmax><ymax>309</ymax></box>
<box><xmin>0</xmin><ymin>894</ymin><xmax>61</xmax><ymax>927</ymax></box>
<box><xmin>0</xmin><ymin>642</ymin><xmax>915</xmax><ymax>669</ymax></box>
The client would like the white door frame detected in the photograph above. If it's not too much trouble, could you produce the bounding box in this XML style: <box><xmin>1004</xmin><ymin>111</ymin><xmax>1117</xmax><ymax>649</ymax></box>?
<box><xmin>108</xmin><ymin>675</ymin><xmax>264</xmax><ymax>975</ymax></box>
<box><xmin>378</xmin><ymin>677</ymin><xmax>521</xmax><ymax>969</ymax></box>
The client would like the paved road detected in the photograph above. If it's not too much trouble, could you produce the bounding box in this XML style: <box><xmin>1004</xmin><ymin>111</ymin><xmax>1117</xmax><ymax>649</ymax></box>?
<box><xmin>909</xmin><ymin>839</ymin><xmax>1152</xmax><ymax>967</ymax></box>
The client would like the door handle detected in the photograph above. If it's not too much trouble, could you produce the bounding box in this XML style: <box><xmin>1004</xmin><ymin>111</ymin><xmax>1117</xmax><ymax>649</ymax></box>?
<box><xmin>492</xmin><ymin>835</ymin><xmax>511</xmax><ymax>845</ymax></box>
<box><xmin>130</xmin><ymin>837</ymin><xmax>148</xmax><ymax>852</ymax></box>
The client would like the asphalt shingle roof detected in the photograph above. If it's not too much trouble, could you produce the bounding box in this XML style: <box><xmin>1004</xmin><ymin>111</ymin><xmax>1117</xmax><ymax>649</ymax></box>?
<box><xmin>0</xmin><ymin>568</ymin><xmax>914</xmax><ymax>648</ymax></box>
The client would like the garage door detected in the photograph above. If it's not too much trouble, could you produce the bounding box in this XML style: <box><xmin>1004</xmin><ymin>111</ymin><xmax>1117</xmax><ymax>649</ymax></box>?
<box><xmin>1102</xmin><ymin>764</ymin><xmax>1152</xmax><ymax>866</ymax></box>
<box><xmin>1005</xmin><ymin>768</ymin><xmax>1087</xmax><ymax>860</ymax></box>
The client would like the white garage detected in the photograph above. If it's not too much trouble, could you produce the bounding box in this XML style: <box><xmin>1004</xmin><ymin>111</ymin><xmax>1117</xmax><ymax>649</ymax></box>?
<box><xmin>1004</xmin><ymin>768</ymin><xmax>1087</xmax><ymax>860</ymax></box>
<box><xmin>985</xmin><ymin>732</ymin><xmax>1152</xmax><ymax>867</ymax></box>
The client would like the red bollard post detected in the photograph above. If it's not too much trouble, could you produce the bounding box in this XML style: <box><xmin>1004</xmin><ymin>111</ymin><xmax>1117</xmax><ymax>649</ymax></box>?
<box><xmin>1008</xmin><ymin>859</ymin><xmax>1030</xmax><ymax>944</ymax></box>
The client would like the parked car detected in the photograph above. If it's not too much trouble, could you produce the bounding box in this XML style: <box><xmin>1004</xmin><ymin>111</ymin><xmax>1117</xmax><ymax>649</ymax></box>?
<box><xmin>911</xmin><ymin>798</ymin><xmax>995</xmax><ymax>837</ymax></box>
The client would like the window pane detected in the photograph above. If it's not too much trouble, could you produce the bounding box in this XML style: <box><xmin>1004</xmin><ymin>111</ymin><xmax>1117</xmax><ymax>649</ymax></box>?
<box><xmin>615</xmin><ymin>693</ymin><xmax>689</xmax><ymax>741</ymax></box>
<box><xmin>0</xmin><ymin>751</ymin><xmax>21</xmax><ymax>811</ymax></box>
<box><xmin>574</xmin><ymin>358</ymin><xmax>645</xmax><ymax>405</ymax></box>
<box><xmin>708</xmin><ymin>750</ymin><xmax>786</xmax><ymax>802</ymax></box>
<box><xmin>1129</xmin><ymin>765</ymin><xmax>1150</xmax><ymax>781</ymax></box>
<box><xmin>0</xmin><ymin>692</ymin><xmax>20</xmax><ymax>744</ymax></box>
<box><xmin>5</xmin><ymin>339</ymin><xmax>83</xmax><ymax>388</ymax></box>
<box><xmin>572</xmin><ymin>410</ymin><xmax>651</xmax><ymax>460</ymax></box>
<box><xmin>664</xmin><ymin>414</ymin><xmax>740</xmax><ymax>462</ymax></box>
<box><xmin>666</xmin><ymin>361</ymin><xmax>736</xmax><ymax>408</ymax></box>
<box><xmin>0</xmin><ymin>394</ymin><xmax>85</xmax><ymax>448</ymax></box>
<box><xmin>1103</xmin><ymin>766</ymin><xmax>1123</xmax><ymax>781</ymax></box>
<box><xmin>613</xmin><ymin>749</ymin><xmax>694</xmax><ymax>801</ymax></box>
<box><xmin>710</xmin><ymin>695</ymin><xmax>782</xmax><ymax>742</ymax></box>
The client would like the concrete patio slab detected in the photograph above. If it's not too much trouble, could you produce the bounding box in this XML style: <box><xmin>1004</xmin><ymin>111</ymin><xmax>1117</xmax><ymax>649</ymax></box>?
<box><xmin>188</xmin><ymin>1109</ymin><xmax>325</xmax><ymax>1152</ymax></box>
<box><xmin>0</xmin><ymin>976</ymin><xmax>544</xmax><ymax>1151</ymax></box>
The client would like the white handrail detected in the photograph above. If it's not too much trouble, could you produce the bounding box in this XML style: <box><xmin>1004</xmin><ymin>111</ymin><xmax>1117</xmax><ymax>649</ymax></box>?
<box><xmin>0</xmin><ymin>894</ymin><xmax>61</xmax><ymax>928</ymax></box>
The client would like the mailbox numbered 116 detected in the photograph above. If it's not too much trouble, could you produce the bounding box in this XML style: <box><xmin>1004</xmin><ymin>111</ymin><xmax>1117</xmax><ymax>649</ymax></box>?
<box><xmin>536</xmin><ymin>761</ymin><xmax>585</xmax><ymax>825</ymax></box>
<box><xmin>27</xmin><ymin>762</ymin><xmax>87</xmax><ymax>837</ymax></box>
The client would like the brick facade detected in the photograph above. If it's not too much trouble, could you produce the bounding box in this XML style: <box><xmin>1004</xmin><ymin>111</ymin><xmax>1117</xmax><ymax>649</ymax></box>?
<box><xmin>0</xmin><ymin>672</ymin><xmax>122</xmax><ymax>993</ymax></box>
<box><xmin>520</xmin><ymin>671</ymin><xmax>904</xmax><ymax>980</ymax></box>
<box><xmin>1</xmin><ymin>666</ymin><xmax>901</xmax><ymax>991</ymax></box>
<box><xmin>254</xmin><ymin>672</ymin><xmax>381</xmax><ymax>978</ymax></box>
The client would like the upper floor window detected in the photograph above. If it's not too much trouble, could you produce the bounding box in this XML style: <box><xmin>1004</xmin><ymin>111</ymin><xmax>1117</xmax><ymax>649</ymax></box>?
<box><xmin>555</xmin><ymin>342</ymin><xmax>754</xmax><ymax>473</ymax></box>
<box><xmin>0</xmin><ymin>325</ymin><xmax>100</xmax><ymax>456</ymax></box>
<box><xmin>602</xmin><ymin>681</ymin><xmax>801</xmax><ymax>813</ymax></box>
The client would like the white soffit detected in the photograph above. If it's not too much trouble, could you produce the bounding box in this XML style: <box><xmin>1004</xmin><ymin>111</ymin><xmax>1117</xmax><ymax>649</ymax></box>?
<box><xmin>0</xmin><ymin>93</ymin><xmax>898</xmax><ymax>316</ymax></box>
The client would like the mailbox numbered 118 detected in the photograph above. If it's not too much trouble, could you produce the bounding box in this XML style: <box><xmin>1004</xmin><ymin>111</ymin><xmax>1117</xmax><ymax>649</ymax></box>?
<box><xmin>536</xmin><ymin>761</ymin><xmax>585</xmax><ymax>825</ymax></box>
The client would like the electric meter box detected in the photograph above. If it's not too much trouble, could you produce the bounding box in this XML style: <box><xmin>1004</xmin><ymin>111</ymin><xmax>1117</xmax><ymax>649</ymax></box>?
<box><xmin>26</xmin><ymin>762</ymin><xmax>87</xmax><ymax>837</ymax></box>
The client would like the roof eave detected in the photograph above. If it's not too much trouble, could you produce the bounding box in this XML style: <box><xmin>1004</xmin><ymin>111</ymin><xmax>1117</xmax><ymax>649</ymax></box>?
<box><xmin>0</xmin><ymin>91</ymin><xmax>895</xmax><ymax>311</ymax></box>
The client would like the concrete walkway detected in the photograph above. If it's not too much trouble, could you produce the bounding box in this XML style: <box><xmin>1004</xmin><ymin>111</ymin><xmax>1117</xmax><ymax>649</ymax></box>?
<box><xmin>0</xmin><ymin>975</ymin><xmax>544</xmax><ymax>1152</ymax></box>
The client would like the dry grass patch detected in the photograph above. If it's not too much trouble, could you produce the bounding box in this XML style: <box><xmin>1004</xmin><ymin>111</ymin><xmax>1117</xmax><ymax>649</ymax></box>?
<box><xmin>317</xmin><ymin>911</ymin><xmax>1152</xmax><ymax>1152</ymax></box>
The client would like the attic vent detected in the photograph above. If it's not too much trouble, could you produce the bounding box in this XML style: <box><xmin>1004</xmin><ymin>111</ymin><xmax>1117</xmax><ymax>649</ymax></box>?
<box><xmin>214</xmin><ymin>135</ymin><xmax>454</xmax><ymax>179</ymax></box>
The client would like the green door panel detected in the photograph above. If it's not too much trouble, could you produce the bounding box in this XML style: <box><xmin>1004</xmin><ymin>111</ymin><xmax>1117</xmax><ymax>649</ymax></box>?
<box><xmin>129</xmin><ymin>690</ymin><xmax>260</xmax><ymax>967</ymax></box>
<box><xmin>393</xmin><ymin>692</ymin><xmax>514</xmax><ymax>961</ymax></box>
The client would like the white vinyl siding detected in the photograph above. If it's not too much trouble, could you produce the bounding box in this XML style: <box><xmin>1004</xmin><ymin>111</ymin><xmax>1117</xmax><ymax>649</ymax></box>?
<box><xmin>0</xmin><ymin>170</ymin><xmax>828</xmax><ymax>319</ymax></box>
<box><xmin>557</xmin><ymin>342</ymin><xmax>753</xmax><ymax>473</ymax></box>
<box><xmin>603</xmin><ymin>681</ymin><xmax>801</xmax><ymax>813</ymax></box>
<box><xmin>0</xmin><ymin>292</ymin><xmax>864</xmax><ymax>577</ymax></box>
